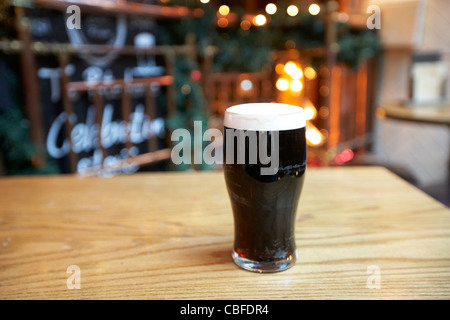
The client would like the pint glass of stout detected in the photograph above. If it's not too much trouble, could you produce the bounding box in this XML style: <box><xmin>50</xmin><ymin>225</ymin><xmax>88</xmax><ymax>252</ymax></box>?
<box><xmin>223</xmin><ymin>103</ymin><xmax>306</xmax><ymax>273</ymax></box>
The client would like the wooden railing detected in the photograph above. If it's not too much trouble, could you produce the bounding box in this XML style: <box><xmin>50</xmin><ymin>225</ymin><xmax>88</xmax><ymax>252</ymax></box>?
<box><xmin>203</xmin><ymin>71</ymin><xmax>275</xmax><ymax>116</ymax></box>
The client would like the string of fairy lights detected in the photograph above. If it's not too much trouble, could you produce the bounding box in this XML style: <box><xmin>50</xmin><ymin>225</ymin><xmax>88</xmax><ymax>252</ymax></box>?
<box><xmin>159</xmin><ymin>1</ymin><xmax>322</xmax><ymax>27</ymax></box>
<box><xmin>199</xmin><ymin>1</ymin><xmax>321</xmax><ymax>18</ymax></box>
<box><xmin>210</xmin><ymin>2</ymin><xmax>322</xmax><ymax>28</ymax></box>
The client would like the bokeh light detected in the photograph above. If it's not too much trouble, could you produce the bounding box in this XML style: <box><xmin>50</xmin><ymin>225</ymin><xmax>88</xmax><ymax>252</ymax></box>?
<box><xmin>275</xmin><ymin>63</ymin><xmax>285</xmax><ymax>75</ymax></box>
<box><xmin>240</xmin><ymin>19</ymin><xmax>251</xmax><ymax>30</ymax></box>
<box><xmin>287</xmin><ymin>5</ymin><xmax>299</xmax><ymax>17</ymax></box>
<box><xmin>284</xmin><ymin>62</ymin><xmax>303</xmax><ymax>80</ymax></box>
<box><xmin>265</xmin><ymin>3</ymin><xmax>277</xmax><ymax>15</ymax></box>
<box><xmin>217</xmin><ymin>17</ymin><xmax>229</xmax><ymax>28</ymax></box>
<box><xmin>304</xmin><ymin>106</ymin><xmax>317</xmax><ymax>120</ymax></box>
<box><xmin>253</xmin><ymin>14</ymin><xmax>267</xmax><ymax>26</ymax></box>
<box><xmin>304</xmin><ymin>66</ymin><xmax>317</xmax><ymax>80</ymax></box>
<box><xmin>218</xmin><ymin>5</ymin><xmax>230</xmax><ymax>16</ymax></box>
<box><xmin>306</xmin><ymin>128</ymin><xmax>322</xmax><ymax>146</ymax></box>
<box><xmin>290</xmin><ymin>79</ymin><xmax>303</xmax><ymax>92</ymax></box>
<box><xmin>308</xmin><ymin>4</ymin><xmax>320</xmax><ymax>16</ymax></box>
<box><xmin>276</xmin><ymin>78</ymin><xmax>290</xmax><ymax>91</ymax></box>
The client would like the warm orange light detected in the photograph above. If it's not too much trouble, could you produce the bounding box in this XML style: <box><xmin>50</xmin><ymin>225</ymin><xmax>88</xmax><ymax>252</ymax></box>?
<box><xmin>290</xmin><ymin>67</ymin><xmax>303</xmax><ymax>80</ymax></box>
<box><xmin>284</xmin><ymin>62</ymin><xmax>303</xmax><ymax>80</ymax></box>
<box><xmin>240</xmin><ymin>19</ymin><xmax>251</xmax><ymax>30</ymax></box>
<box><xmin>319</xmin><ymin>106</ymin><xmax>329</xmax><ymax>119</ymax></box>
<box><xmin>304</xmin><ymin>106</ymin><xmax>317</xmax><ymax>120</ymax></box>
<box><xmin>306</xmin><ymin>128</ymin><xmax>322</xmax><ymax>146</ymax></box>
<box><xmin>284</xmin><ymin>62</ymin><xmax>297</xmax><ymax>75</ymax></box>
<box><xmin>275</xmin><ymin>63</ymin><xmax>285</xmax><ymax>75</ymax></box>
<box><xmin>276</xmin><ymin>78</ymin><xmax>290</xmax><ymax>91</ymax></box>
<box><xmin>265</xmin><ymin>3</ymin><xmax>277</xmax><ymax>15</ymax></box>
<box><xmin>304</xmin><ymin>66</ymin><xmax>317</xmax><ymax>80</ymax></box>
<box><xmin>319</xmin><ymin>85</ymin><xmax>330</xmax><ymax>97</ymax></box>
<box><xmin>287</xmin><ymin>5</ymin><xmax>299</xmax><ymax>16</ymax></box>
<box><xmin>253</xmin><ymin>14</ymin><xmax>267</xmax><ymax>26</ymax></box>
<box><xmin>218</xmin><ymin>5</ymin><xmax>230</xmax><ymax>16</ymax></box>
<box><xmin>308</xmin><ymin>4</ymin><xmax>320</xmax><ymax>15</ymax></box>
<box><xmin>217</xmin><ymin>17</ymin><xmax>229</xmax><ymax>28</ymax></box>
<box><xmin>290</xmin><ymin>79</ymin><xmax>303</xmax><ymax>92</ymax></box>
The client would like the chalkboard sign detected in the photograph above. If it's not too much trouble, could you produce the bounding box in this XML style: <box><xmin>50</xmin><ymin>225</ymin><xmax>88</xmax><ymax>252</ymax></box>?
<box><xmin>25</xmin><ymin>6</ymin><xmax>170</xmax><ymax>175</ymax></box>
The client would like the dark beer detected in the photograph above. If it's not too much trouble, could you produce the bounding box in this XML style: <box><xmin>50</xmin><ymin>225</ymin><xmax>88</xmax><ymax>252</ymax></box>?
<box><xmin>223</xmin><ymin>103</ymin><xmax>306</xmax><ymax>273</ymax></box>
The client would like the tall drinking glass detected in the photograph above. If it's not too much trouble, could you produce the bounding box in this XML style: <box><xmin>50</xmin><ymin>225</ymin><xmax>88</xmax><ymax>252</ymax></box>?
<box><xmin>223</xmin><ymin>103</ymin><xmax>306</xmax><ymax>273</ymax></box>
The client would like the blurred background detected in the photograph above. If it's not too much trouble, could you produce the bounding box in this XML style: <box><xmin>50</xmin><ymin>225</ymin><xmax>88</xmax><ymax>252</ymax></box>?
<box><xmin>0</xmin><ymin>0</ymin><xmax>449</xmax><ymax>205</ymax></box>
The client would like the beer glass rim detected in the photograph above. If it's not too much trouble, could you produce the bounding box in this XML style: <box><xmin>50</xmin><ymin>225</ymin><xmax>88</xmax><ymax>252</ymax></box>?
<box><xmin>224</xmin><ymin>103</ymin><xmax>305</xmax><ymax>131</ymax></box>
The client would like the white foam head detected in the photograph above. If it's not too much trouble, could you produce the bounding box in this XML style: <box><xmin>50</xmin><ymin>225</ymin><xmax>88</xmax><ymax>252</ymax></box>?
<box><xmin>224</xmin><ymin>103</ymin><xmax>305</xmax><ymax>131</ymax></box>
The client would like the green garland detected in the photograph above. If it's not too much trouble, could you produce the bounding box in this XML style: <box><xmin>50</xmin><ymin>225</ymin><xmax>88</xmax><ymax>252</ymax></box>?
<box><xmin>0</xmin><ymin>63</ymin><xmax>59</xmax><ymax>175</ymax></box>
<box><xmin>165</xmin><ymin>55</ymin><xmax>212</xmax><ymax>171</ymax></box>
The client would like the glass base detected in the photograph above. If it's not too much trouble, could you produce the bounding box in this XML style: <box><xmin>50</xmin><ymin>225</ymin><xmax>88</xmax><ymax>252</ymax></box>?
<box><xmin>232</xmin><ymin>250</ymin><xmax>297</xmax><ymax>273</ymax></box>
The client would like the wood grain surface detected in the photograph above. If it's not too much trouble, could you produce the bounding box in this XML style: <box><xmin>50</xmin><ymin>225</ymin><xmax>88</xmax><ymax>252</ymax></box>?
<box><xmin>0</xmin><ymin>167</ymin><xmax>449</xmax><ymax>299</ymax></box>
<box><xmin>378</xmin><ymin>104</ymin><xmax>450</xmax><ymax>125</ymax></box>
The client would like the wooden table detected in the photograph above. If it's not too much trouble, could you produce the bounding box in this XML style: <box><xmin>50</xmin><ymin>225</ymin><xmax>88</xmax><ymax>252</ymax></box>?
<box><xmin>0</xmin><ymin>167</ymin><xmax>449</xmax><ymax>300</ymax></box>
<box><xmin>377</xmin><ymin>103</ymin><xmax>450</xmax><ymax>125</ymax></box>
